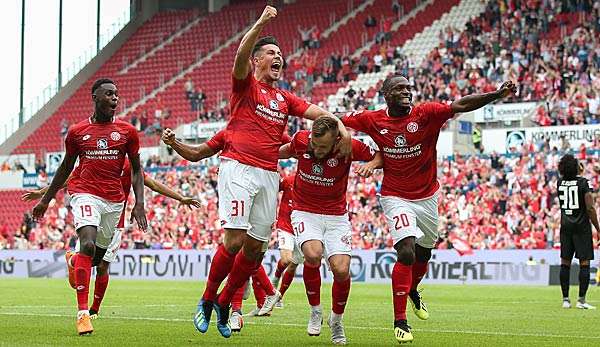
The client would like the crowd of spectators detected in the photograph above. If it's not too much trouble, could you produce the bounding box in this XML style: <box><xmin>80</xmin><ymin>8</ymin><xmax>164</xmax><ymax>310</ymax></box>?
<box><xmin>2</xmin><ymin>141</ymin><xmax>599</xmax><ymax>252</ymax></box>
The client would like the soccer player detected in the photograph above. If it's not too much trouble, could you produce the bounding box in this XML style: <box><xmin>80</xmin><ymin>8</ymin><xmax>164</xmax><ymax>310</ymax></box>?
<box><xmin>31</xmin><ymin>78</ymin><xmax>147</xmax><ymax>335</ymax></box>
<box><xmin>340</xmin><ymin>75</ymin><xmax>517</xmax><ymax>343</ymax></box>
<box><xmin>22</xmin><ymin>159</ymin><xmax>201</xmax><ymax>317</ymax></box>
<box><xmin>189</xmin><ymin>5</ymin><xmax>352</xmax><ymax>339</ymax></box>
<box><xmin>269</xmin><ymin>116</ymin><xmax>378</xmax><ymax>344</ymax></box>
<box><xmin>270</xmin><ymin>173</ymin><xmax>302</xmax><ymax>309</ymax></box>
<box><xmin>557</xmin><ymin>154</ymin><xmax>599</xmax><ymax>309</ymax></box>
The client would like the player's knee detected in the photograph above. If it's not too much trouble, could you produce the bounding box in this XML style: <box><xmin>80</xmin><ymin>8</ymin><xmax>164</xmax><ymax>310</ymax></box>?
<box><xmin>280</xmin><ymin>253</ymin><xmax>293</xmax><ymax>266</ymax></box>
<box><xmin>304</xmin><ymin>255</ymin><xmax>321</xmax><ymax>267</ymax></box>
<box><xmin>288</xmin><ymin>262</ymin><xmax>298</xmax><ymax>272</ymax></box>
<box><xmin>331</xmin><ymin>266</ymin><xmax>350</xmax><ymax>282</ymax></box>
<box><xmin>96</xmin><ymin>262</ymin><xmax>109</xmax><ymax>276</ymax></box>
<box><xmin>396</xmin><ymin>247</ymin><xmax>415</xmax><ymax>266</ymax></box>
<box><xmin>79</xmin><ymin>240</ymin><xmax>96</xmax><ymax>257</ymax></box>
<box><xmin>415</xmin><ymin>245</ymin><xmax>432</xmax><ymax>263</ymax></box>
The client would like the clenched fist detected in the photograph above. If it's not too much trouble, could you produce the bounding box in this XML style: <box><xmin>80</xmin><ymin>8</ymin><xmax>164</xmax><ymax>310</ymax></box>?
<box><xmin>162</xmin><ymin>128</ymin><xmax>176</xmax><ymax>146</ymax></box>
<box><xmin>257</xmin><ymin>6</ymin><xmax>277</xmax><ymax>26</ymax></box>
<box><xmin>497</xmin><ymin>81</ymin><xmax>518</xmax><ymax>98</ymax></box>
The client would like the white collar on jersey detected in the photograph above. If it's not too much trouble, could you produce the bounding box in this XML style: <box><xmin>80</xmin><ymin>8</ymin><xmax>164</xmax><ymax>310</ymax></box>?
<box><xmin>385</xmin><ymin>107</ymin><xmax>412</xmax><ymax>118</ymax></box>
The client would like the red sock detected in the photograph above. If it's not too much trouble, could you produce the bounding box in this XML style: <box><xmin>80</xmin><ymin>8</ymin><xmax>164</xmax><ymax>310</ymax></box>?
<box><xmin>231</xmin><ymin>282</ymin><xmax>246</xmax><ymax>312</ymax></box>
<box><xmin>332</xmin><ymin>276</ymin><xmax>351</xmax><ymax>314</ymax></box>
<box><xmin>411</xmin><ymin>261</ymin><xmax>428</xmax><ymax>291</ymax></box>
<box><xmin>91</xmin><ymin>274</ymin><xmax>109</xmax><ymax>312</ymax></box>
<box><xmin>74</xmin><ymin>254</ymin><xmax>92</xmax><ymax>311</ymax></box>
<box><xmin>203</xmin><ymin>245</ymin><xmax>237</xmax><ymax>302</ymax></box>
<box><xmin>392</xmin><ymin>262</ymin><xmax>412</xmax><ymax>321</ymax></box>
<box><xmin>303</xmin><ymin>262</ymin><xmax>321</xmax><ymax>307</ymax></box>
<box><xmin>274</xmin><ymin>259</ymin><xmax>287</xmax><ymax>279</ymax></box>
<box><xmin>253</xmin><ymin>265</ymin><xmax>275</xmax><ymax>296</ymax></box>
<box><xmin>217</xmin><ymin>250</ymin><xmax>258</xmax><ymax>307</ymax></box>
<box><xmin>279</xmin><ymin>269</ymin><xmax>295</xmax><ymax>296</ymax></box>
<box><xmin>252</xmin><ymin>275</ymin><xmax>267</xmax><ymax>307</ymax></box>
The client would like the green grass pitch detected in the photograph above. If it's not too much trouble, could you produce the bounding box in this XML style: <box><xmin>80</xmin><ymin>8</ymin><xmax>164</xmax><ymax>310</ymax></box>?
<box><xmin>0</xmin><ymin>278</ymin><xmax>598</xmax><ymax>346</ymax></box>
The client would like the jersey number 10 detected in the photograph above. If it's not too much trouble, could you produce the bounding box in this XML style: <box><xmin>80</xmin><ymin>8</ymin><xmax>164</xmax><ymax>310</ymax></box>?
<box><xmin>558</xmin><ymin>185</ymin><xmax>579</xmax><ymax>210</ymax></box>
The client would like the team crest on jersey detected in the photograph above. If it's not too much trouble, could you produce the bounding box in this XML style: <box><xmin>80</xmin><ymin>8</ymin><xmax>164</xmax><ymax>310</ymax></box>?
<box><xmin>110</xmin><ymin>131</ymin><xmax>121</xmax><ymax>141</ymax></box>
<box><xmin>269</xmin><ymin>100</ymin><xmax>280</xmax><ymax>110</ymax></box>
<box><xmin>276</xmin><ymin>93</ymin><xmax>284</xmax><ymax>101</ymax></box>
<box><xmin>82</xmin><ymin>134</ymin><xmax>91</xmax><ymax>141</ymax></box>
<box><xmin>407</xmin><ymin>122</ymin><xmax>418</xmax><ymax>133</ymax></box>
<box><xmin>312</xmin><ymin>163</ymin><xmax>324</xmax><ymax>176</ymax></box>
<box><xmin>394</xmin><ymin>135</ymin><xmax>407</xmax><ymax>147</ymax></box>
<box><xmin>327</xmin><ymin>158</ymin><xmax>338</xmax><ymax>167</ymax></box>
<box><xmin>97</xmin><ymin>138</ymin><xmax>108</xmax><ymax>149</ymax></box>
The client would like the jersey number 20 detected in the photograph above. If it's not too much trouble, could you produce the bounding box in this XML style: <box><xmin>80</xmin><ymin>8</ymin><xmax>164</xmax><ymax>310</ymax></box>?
<box><xmin>558</xmin><ymin>185</ymin><xmax>579</xmax><ymax>210</ymax></box>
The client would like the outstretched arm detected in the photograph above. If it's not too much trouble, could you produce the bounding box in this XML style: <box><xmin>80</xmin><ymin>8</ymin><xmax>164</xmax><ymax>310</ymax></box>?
<box><xmin>451</xmin><ymin>81</ymin><xmax>517</xmax><ymax>114</ymax></box>
<box><xmin>355</xmin><ymin>152</ymin><xmax>383</xmax><ymax>177</ymax></box>
<box><xmin>22</xmin><ymin>180</ymin><xmax>69</xmax><ymax>202</ymax></box>
<box><xmin>32</xmin><ymin>153</ymin><xmax>77</xmax><ymax>220</ymax></box>
<box><xmin>233</xmin><ymin>6</ymin><xmax>277</xmax><ymax>80</ymax></box>
<box><xmin>144</xmin><ymin>176</ymin><xmax>201</xmax><ymax>209</ymax></box>
<box><xmin>302</xmin><ymin>105</ymin><xmax>352</xmax><ymax>161</ymax></box>
<box><xmin>162</xmin><ymin>128</ymin><xmax>218</xmax><ymax>162</ymax></box>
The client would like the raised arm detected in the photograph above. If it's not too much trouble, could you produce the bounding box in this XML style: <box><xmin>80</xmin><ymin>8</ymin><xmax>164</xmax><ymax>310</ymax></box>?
<box><xmin>451</xmin><ymin>81</ymin><xmax>517</xmax><ymax>114</ymax></box>
<box><xmin>32</xmin><ymin>153</ymin><xmax>77</xmax><ymax>220</ymax></box>
<box><xmin>279</xmin><ymin>143</ymin><xmax>294</xmax><ymax>159</ymax></box>
<box><xmin>233</xmin><ymin>6</ymin><xmax>277</xmax><ymax>80</ymax></box>
<box><xmin>162</xmin><ymin>128</ymin><xmax>218</xmax><ymax>162</ymax></box>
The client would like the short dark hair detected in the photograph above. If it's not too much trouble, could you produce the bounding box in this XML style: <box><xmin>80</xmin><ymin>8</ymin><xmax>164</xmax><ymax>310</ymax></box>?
<box><xmin>312</xmin><ymin>116</ymin><xmax>339</xmax><ymax>138</ymax></box>
<box><xmin>252</xmin><ymin>36</ymin><xmax>280</xmax><ymax>56</ymax></box>
<box><xmin>558</xmin><ymin>154</ymin><xmax>579</xmax><ymax>180</ymax></box>
<box><xmin>381</xmin><ymin>74</ymin><xmax>408</xmax><ymax>94</ymax></box>
<box><xmin>92</xmin><ymin>78</ymin><xmax>115</xmax><ymax>94</ymax></box>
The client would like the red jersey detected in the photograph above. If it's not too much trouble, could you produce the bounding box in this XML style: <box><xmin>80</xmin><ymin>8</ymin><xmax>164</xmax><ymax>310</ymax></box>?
<box><xmin>206</xmin><ymin>130</ymin><xmax>228</xmax><ymax>152</ymax></box>
<box><xmin>341</xmin><ymin>103</ymin><xmax>454</xmax><ymax>200</ymax></box>
<box><xmin>220</xmin><ymin>73</ymin><xmax>311</xmax><ymax>171</ymax></box>
<box><xmin>276</xmin><ymin>175</ymin><xmax>294</xmax><ymax>233</ymax></box>
<box><xmin>65</xmin><ymin>117</ymin><xmax>140</xmax><ymax>202</ymax></box>
<box><xmin>290</xmin><ymin>130</ymin><xmax>375</xmax><ymax>215</ymax></box>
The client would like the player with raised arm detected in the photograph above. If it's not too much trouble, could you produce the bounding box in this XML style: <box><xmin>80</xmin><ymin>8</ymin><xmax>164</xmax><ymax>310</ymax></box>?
<box><xmin>266</xmin><ymin>116</ymin><xmax>379</xmax><ymax>344</ymax></box>
<box><xmin>190</xmin><ymin>5</ymin><xmax>352</xmax><ymax>339</ymax></box>
<box><xmin>22</xmin><ymin>159</ymin><xmax>201</xmax><ymax>318</ymax></box>
<box><xmin>340</xmin><ymin>75</ymin><xmax>516</xmax><ymax>343</ymax></box>
<box><xmin>557</xmin><ymin>154</ymin><xmax>599</xmax><ymax>310</ymax></box>
<box><xmin>31</xmin><ymin>78</ymin><xmax>147</xmax><ymax>335</ymax></box>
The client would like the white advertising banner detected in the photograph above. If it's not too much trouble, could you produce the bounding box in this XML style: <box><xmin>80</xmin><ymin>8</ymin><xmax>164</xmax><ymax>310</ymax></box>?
<box><xmin>474</xmin><ymin>102</ymin><xmax>539</xmax><ymax>123</ymax></box>
<box><xmin>482</xmin><ymin>124</ymin><xmax>600</xmax><ymax>153</ymax></box>
<box><xmin>182</xmin><ymin>121</ymin><xmax>226</xmax><ymax>139</ymax></box>
<box><xmin>0</xmin><ymin>249</ymin><xmax>570</xmax><ymax>285</ymax></box>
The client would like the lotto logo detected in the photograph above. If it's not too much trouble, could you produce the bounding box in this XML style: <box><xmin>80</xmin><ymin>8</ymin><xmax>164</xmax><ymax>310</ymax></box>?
<box><xmin>341</xmin><ymin>234</ymin><xmax>352</xmax><ymax>245</ymax></box>
<box><xmin>110</xmin><ymin>131</ymin><xmax>121</xmax><ymax>141</ymax></box>
<box><xmin>276</xmin><ymin>93</ymin><xmax>284</xmax><ymax>101</ymax></box>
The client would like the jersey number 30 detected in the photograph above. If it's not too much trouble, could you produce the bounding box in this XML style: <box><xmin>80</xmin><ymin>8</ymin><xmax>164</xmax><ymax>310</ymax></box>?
<box><xmin>558</xmin><ymin>185</ymin><xmax>579</xmax><ymax>210</ymax></box>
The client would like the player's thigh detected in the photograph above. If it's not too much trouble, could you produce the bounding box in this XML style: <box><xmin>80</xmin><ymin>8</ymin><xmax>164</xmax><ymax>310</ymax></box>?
<box><xmin>573</xmin><ymin>227</ymin><xmax>594</xmax><ymax>261</ymax></box>
<box><xmin>217</xmin><ymin>160</ymin><xmax>256</xmax><ymax>231</ymax></box>
<box><xmin>380</xmin><ymin>196</ymin><xmax>423</xmax><ymax>246</ymax></box>
<box><xmin>70</xmin><ymin>194</ymin><xmax>102</xmax><ymax>232</ymax></box>
<box><xmin>414</xmin><ymin>194</ymin><xmax>440</xmax><ymax>249</ymax></box>
<box><xmin>247</xmin><ymin>169</ymin><xmax>279</xmax><ymax>243</ymax></box>
<box><xmin>96</xmin><ymin>200</ymin><xmax>124</xmax><ymax>250</ymax></box>
<box><xmin>323</xmin><ymin>214</ymin><xmax>352</xmax><ymax>259</ymax></box>
<box><xmin>293</xmin><ymin>211</ymin><xmax>325</xmax><ymax>258</ymax></box>
<box><xmin>560</xmin><ymin>228</ymin><xmax>576</xmax><ymax>260</ymax></box>
<box><xmin>102</xmin><ymin>228</ymin><xmax>123</xmax><ymax>263</ymax></box>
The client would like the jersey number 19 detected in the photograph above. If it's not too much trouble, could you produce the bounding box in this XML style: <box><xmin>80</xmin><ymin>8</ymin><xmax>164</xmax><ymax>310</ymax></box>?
<box><xmin>558</xmin><ymin>185</ymin><xmax>579</xmax><ymax>214</ymax></box>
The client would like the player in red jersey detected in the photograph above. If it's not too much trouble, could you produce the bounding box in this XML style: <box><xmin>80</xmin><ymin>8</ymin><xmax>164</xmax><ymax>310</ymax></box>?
<box><xmin>31</xmin><ymin>78</ymin><xmax>147</xmax><ymax>335</ymax></box>
<box><xmin>22</xmin><ymin>158</ymin><xmax>200</xmax><ymax>318</ymax></box>
<box><xmin>340</xmin><ymin>75</ymin><xmax>517</xmax><ymax>343</ymax></box>
<box><xmin>268</xmin><ymin>116</ymin><xmax>378</xmax><ymax>344</ymax></box>
<box><xmin>269</xmin><ymin>173</ymin><xmax>301</xmax><ymax>310</ymax></box>
<box><xmin>189</xmin><ymin>6</ymin><xmax>352</xmax><ymax>339</ymax></box>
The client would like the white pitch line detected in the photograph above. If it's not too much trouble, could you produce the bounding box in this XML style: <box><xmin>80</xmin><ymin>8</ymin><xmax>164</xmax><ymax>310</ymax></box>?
<box><xmin>0</xmin><ymin>312</ymin><xmax>599</xmax><ymax>340</ymax></box>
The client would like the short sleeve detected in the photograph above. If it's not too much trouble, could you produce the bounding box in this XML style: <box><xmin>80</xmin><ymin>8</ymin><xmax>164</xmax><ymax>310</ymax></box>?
<box><xmin>232</xmin><ymin>73</ymin><xmax>253</xmax><ymax>94</ymax></box>
<box><xmin>126</xmin><ymin>127</ymin><xmax>140</xmax><ymax>159</ymax></box>
<box><xmin>290</xmin><ymin>131</ymin><xmax>308</xmax><ymax>156</ymax></box>
<box><xmin>351</xmin><ymin>139</ymin><xmax>376</xmax><ymax>162</ymax></box>
<box><xmin>285</xmin><ymin>92</ymin><xmax>311</xmax><ymax>118</ymax></box>
<box><xmin>281</xmin><ymin>131</ymin><xmax>292</xmax><ymax>145</ymax></box>
<box><xmin>581</xmin><ymin>178</ymin><xmax>592</xmax><ymax>195</ymax></box>
<box><xmin>422</xmin><ymin>102</ymin><xmax>455</xmax><ymax>125</ymax></box>
<box><xmin>206</xmin><ymin>130</ymin><xmax>226</xmax><ymax>152</ymax></box>
<box><xmin>65</xmin><ymin>127</ymin><xmax>79</xmax><ymax>157</ymax></box>
<box><xmin>340</xmin><ymin>110</ymin><xmax>369</xmax><ymax>133</ymax></box>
